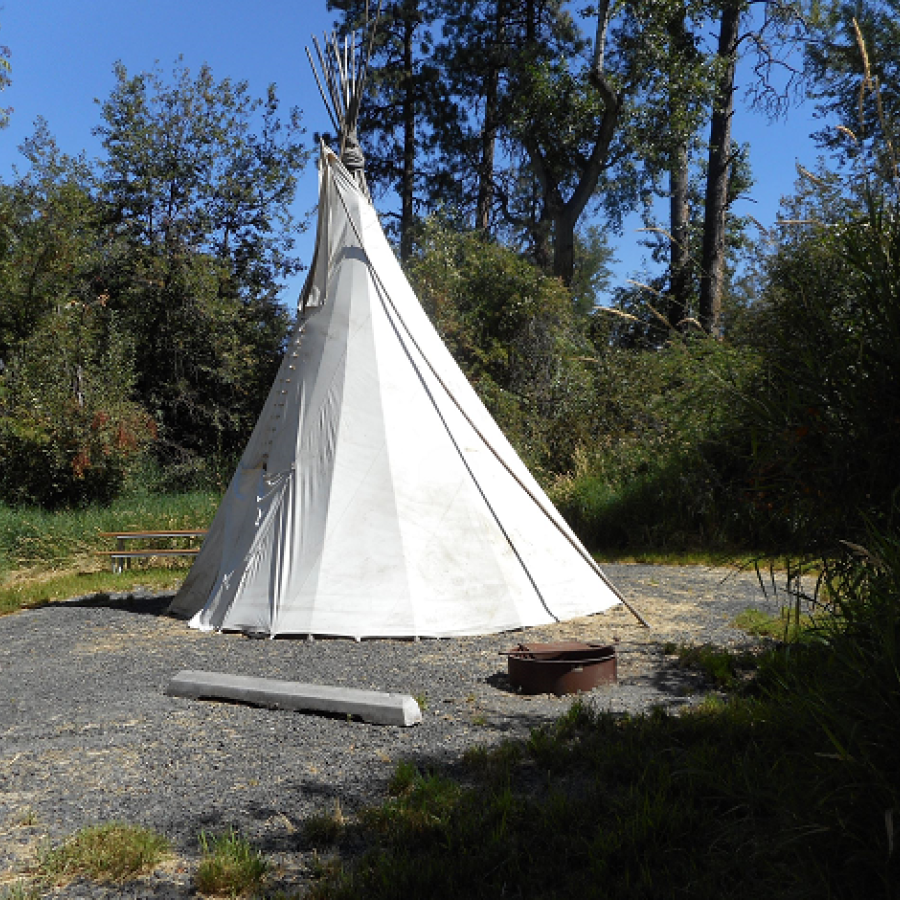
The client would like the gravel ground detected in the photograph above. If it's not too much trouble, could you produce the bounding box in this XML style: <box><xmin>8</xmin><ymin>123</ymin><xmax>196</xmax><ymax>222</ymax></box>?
<box><xmin>0</xmin><ymin>564</ymin><xmax>790</xmax><ymax>897</ymax></box>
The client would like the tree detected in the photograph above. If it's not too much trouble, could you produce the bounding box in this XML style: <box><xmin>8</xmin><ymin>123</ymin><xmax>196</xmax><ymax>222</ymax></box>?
<box><xmin>328</xmin><ymin>0</ymin><xmax>446</xmax><ymax>260</ymax></box>
<box><xmin>696</xmin><ymin>0</ymin><xmax>808</xmax><ymax>335</ymax></box>
<box><xmin>407</xmin><ymin>218</ymin><xmax>598</xmax><ymax>473</ymax></box>
<box><xmin>805</xmin><ymin>0</ymin><xmax>900</xmax><ymax>186</ymax></box>
<box><xmin>431</xmin><ymin>0</ymin><xmax>581</xmax><ymax>237</ymax></box>
<box><xmin>507</xmin><ymin>0</ymin><xmax>719</xmax><ymax>286</ymax></box>
<box><xmin>699</xmin><ymin>0</ymin><xmax>742</xmax><ymax>335</ymax></box>
<box><xmin>0</xmin><ymin>128</ymin><xmax>154</xmax><ymax>506</ymax></box>
<box><xmin>93</xmin><ymin>60</ymin><xmax>309</xmax><ymax>479</ymax></box>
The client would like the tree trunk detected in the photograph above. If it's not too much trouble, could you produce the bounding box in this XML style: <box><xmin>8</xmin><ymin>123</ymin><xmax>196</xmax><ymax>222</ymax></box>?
<box><xmin>520</xmin><ymin>0</ymin><xmax>618</xmax><ymax>285</ymax></box>
<box><xmin>699</xmin><ymin>0</ymin><xmax>741</xmax><ymax>336</ymax></box>
<box><xmin>476</xmin><ymin>0</ymin><xmax>506</xmax><ymax>232</ymax></box>
<box><xmin>666</xmin><ymin>4</ymin><xmax>692</xmax><ymax>334</ymax></box>
<box><xmin>668</xmin><ymin>139</ymin><xmax>691</xmax><ymax>331</ymax></box>
<box><xmin>400</xmin><ymin>7</ymin><xmax>417</xmax><ymax>261</ymax></box>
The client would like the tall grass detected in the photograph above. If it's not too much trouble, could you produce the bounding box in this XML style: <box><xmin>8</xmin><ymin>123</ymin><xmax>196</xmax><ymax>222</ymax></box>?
<box><xmin>0</xmin><ymin>490</ymin><xmax>219</xmax><ymax>576</ymax></box>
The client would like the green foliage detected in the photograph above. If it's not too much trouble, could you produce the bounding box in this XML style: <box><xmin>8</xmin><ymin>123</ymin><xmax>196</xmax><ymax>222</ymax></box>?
<box><xmin>93</xmin><ymin>60</ymin><xmax>309</xmax><ymax>476</ymax></box>
<box><xmin>509</xmin><ymin>57</ymin><xmax>608</xmax><ymax>198</ymax></box>
<box><xmin>0</xmin><ymin>134</ymin><xmax>155</xmax><ymax>507</ymax></box>
<box><xmin>408</xmin><ymin>219</ymin><xmax>597</xmax><ymax>474</ymax></box>
<box><xmin>0</xmin><ymin>64</ymin><xmax>309</xmax><ymax>507</ymax></box>
<box><xmin>551</xmin><ymin>336</ymin><xmax>760</xmax><ymax>550</ymax></box>
<box><xmin>738</xmin><ymin>193</ymin><xmax>900</xmax><ymax>547</ymax></box>
<box><xmin>0</xmin><ymin>490</ymin><xmax>217</xmax><ymax>575</ymax></box>
<box><xmin>195</xmin><ymin>828</ymin><xmax>268</xmax><ymax>898</ymax></box>
<box><xmin>36</xmin><ymin>823</ymin><xmax>169</xmax><ymax>885</ymax></box>
<box><xmin>805</xmin><ymin>0</ymin><xmax>900</xmax><ymax>182</ymax></box>
<box><xmin>0</xmin><ymin>305</ymin><xmax>155</xmax><ymax>508</ymax></box>
<box><xmin>0</xmin><ymin>22</ymin><xmax>10</xmax><ymax>131</ymax></box>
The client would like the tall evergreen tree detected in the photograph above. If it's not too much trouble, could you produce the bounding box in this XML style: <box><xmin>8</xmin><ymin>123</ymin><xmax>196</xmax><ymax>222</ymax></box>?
<box><xmin>327</xmin><ymin>0</ymin><xmax>447</xmax><ymax>260</ymax></box>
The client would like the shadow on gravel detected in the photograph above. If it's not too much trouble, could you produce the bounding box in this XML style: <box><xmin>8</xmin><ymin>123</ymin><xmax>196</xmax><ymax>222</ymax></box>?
<box><xmin>43</xmin><ymin>593</ymin><xmax>177</xmax><ymax>617</ymax></box>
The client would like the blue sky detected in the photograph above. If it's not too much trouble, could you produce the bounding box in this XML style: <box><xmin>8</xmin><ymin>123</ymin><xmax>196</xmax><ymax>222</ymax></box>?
<box><xmin>0</xmin><ymin>0</ymin><xmax>824</xmax><ymax>306</ymax></box>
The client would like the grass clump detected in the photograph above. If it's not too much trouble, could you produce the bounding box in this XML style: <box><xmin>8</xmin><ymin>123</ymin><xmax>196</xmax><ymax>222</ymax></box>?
<box><xmin>195</xmin><ymin>829</ymin><xmax>268</xmax><ymax>898</ymax></box>
<box><xmin>36</xmin><ymin>822</ymin><xmax>169</xmax><ymax>885</ymax></box>
<box><xmin>304</xmin><ymin>802</ymin><xmax>348</xmax><ymax>847</ymax></box>
<box><xmin>664</xmin><ymin>642</ymin><xmax>760</xmax><ymax>690</ymax></box>
<box><xmin>0</xmin><ymin>491</ymin><xmax>216</xmax><ymax>573</ymax></box>
<box><xmin>733</xmin><ymin>606</ymin><xmax>814</xmax><ymax>641</ymax></box>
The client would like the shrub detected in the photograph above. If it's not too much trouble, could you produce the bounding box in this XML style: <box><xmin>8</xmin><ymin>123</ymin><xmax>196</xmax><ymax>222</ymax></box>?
<box><xmin>407</xmin><ymin>220</ymin><xmax>598</xmax><ymax>475</ymax></box>
<box><xmin>0</xmin><ymin>307</ymin><xmax>155</xmax><ymax>508</ymax></box>
<box><xmin>738</xmin><ymin>195</ymin><xmax>900</xmax><ymax>548</ymax></box>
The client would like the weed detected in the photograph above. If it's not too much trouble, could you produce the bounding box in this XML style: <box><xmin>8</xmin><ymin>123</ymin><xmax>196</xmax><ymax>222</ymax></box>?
<box><xmin>670</xmin><ymin>643</ymin><xmax>759</xmax><ymax>690</ymax></box>
<box><xmin>36</xmin><ymin>822</ymin><xmax>169</xmax><ymax>885</ymax></box>
<box><xmin>195</xmin><ymin>828</ymin><xmax>267</xmax><ymax>897</ymax></box>
<box><xmin>387</xmin><ymin>761</ymin><xmax>419</xmax><ymax>797</ymax></box>
<box><xmin>304</xmin><ymin>801</ymin><xmax>347</xmax><ymax>847</ymax></box>
<box><xmin>10</xmin><ymin>807</ymin><xmax>37</xmax><ymax>827</ymax></box>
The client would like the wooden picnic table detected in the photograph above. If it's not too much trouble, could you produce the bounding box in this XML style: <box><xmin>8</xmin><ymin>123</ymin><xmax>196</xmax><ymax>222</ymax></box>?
<box><xmin>97</xmin><ymin>530</ymin><xmax>208</xmax><ymax>573</ymax></box>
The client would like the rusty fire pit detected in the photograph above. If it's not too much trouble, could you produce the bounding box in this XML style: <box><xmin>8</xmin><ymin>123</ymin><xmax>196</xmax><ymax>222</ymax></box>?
<box><xmin>503</xmin><ymin>641</ymin><xmax>617</xmax><ymax>696</ymax></box>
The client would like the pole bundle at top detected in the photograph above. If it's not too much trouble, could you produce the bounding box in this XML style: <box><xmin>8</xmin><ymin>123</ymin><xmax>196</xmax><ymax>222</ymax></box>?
<box><xmin>306</xmin><ymin>1</ymin><xmax>383</xmax><ymax>199</ymax></box>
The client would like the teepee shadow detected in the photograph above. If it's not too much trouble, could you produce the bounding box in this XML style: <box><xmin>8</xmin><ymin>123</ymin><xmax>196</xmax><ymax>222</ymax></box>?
<box><xmin>44</xmin><ymin>591</ymin><xmax>176</xmax><ymax>617</ymax></box>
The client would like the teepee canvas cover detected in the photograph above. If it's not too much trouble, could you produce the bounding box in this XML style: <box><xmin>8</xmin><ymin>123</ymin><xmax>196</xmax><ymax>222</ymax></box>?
<box><xmin>168</xmin><ymin>25</ymin><xmax>625</xmax><ymax>638</ymax></box>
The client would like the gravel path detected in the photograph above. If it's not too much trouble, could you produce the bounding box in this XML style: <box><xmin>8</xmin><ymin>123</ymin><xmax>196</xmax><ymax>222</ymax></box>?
<box><xmin>0</xmin><ymin>564</ymin><xmax>790</xmax><ymax>897</ymax></box>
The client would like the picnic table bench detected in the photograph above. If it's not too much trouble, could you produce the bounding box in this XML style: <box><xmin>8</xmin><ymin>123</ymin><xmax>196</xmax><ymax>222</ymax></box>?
<box><xmin>97</xmin><ymin>530</ymin><xmax>208</xmax><ymax>573</ymax></box>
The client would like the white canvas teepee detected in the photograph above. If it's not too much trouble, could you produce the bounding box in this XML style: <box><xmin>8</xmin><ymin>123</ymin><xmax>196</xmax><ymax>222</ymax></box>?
<box><xmin>168</xmin><ymin>22</ymin><xmax>630</xmax><ymax>639</ymax></box>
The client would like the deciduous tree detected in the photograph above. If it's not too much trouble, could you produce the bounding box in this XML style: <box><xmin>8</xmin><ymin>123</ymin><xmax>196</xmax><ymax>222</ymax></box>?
<box><xmin>93</xmin><ymin>61</ymin><xmax>309</xmax><ymax>478</ymax></box>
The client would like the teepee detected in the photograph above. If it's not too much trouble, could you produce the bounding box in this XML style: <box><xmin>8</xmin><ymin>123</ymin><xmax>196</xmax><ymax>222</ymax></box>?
<box><xmin>168</xmin><ymin>15</ymin><xmax>635</xmax><ymax>638</ymax></box>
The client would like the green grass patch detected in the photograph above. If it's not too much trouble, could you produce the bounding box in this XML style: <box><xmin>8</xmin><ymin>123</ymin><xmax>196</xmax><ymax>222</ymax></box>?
<box><xmin>309</xmin><ymin>691</ymin><xmax>898</xmax><ymax>900</ymax></box>
<box><xmin>733</xmin><ymin>606</ymin><xmax>814</xmax><ymax>642</ymax></box>
<box><xmin>0</xmin><ymin>883</ymin><xmax>40</xmax><ymax>900</ymax></box>
<box><xmin>0</xmin><ymin>490</ymin><xmax>218</xmax><ymax>616</ymax></box>
<box><xmin>0</xmin><ymin>566</ymin><xmax>192</xmax><ymax>617</ymax></box>
<box><xmin>594</xmin><ymin>548</ymin><xmax>760</xmax><ymax>568</ymax></box>
<box><xmin>663</xmin><ymin>641</ymin><xmax>761</xmax><ymax>690</ymax></box>
<box><xmin>195</xmin><ymin>829</ymin><xmax>268</xmax><ymax>898</ymax></box>
<box><xmin>36</xmin><ymin>823</ymin><xmax>169</xmax><ymax>886</ymax></box>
